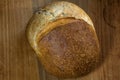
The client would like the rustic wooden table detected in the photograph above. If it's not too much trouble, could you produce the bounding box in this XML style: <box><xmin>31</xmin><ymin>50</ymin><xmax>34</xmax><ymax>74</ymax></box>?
<box><xmin>0</xmin><ymin>0</ymin><xmax>120</xmax><ymax>80</ymax></box>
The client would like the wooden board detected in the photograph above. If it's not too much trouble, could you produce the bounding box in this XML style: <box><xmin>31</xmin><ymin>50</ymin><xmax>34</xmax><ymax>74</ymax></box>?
<box><xmin>0</xmin><ymin>0</ymin><xmax>120</xmax><ymax>80</ymax></box>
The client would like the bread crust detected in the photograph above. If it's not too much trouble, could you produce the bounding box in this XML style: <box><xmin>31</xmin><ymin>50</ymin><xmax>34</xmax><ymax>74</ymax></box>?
<box><xmin>26</xmin><ymin>1</ymin><xmax>100</xmax><ymax>78</ymax></box>
<box><xmin>38</xmin><ymin>18</ymin><xmax>100</xmax><ymax>78</ymax></box>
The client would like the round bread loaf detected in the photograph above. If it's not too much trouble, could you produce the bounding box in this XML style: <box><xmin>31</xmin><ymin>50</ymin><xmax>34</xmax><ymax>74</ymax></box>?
<box><xmin>26</xmin><ymin>1</ymin><xmax>100</xmax><ymax>78</ymax></box>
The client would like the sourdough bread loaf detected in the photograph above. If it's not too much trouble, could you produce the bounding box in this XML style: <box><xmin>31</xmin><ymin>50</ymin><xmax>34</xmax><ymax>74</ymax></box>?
<box><xmin>26</xmin><ymin>1</ymin><xmax>100</xmax><ymax>78</ymax></box>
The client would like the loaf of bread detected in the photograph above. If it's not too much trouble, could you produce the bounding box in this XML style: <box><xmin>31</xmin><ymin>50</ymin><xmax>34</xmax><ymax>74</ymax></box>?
<box><xmin>26</xmin><ymin>1</ymin><xmax>100</xmax><ymax>78</ymax></box>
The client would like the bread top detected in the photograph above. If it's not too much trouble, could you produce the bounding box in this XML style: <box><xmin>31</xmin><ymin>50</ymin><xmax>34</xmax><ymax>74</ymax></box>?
<box><xmin>26</xmin><ymin>1</ymin><xmax>95</xmax><ymax>56</ymax></box>
<box><xmin>38</xmin><ymin>18</ymin><xmax>100</xmax><ymax>78</ymax></box>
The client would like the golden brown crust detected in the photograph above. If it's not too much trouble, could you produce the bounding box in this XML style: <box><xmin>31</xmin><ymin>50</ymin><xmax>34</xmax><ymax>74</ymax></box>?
<box><xmin>38</xmin><ymin>19</ymin><xmax>100</xmax><ymax>78</ymax></box>
<box><xmin>26</xmin><ymin>1</ymin><xmax>100</xmax><ymax>78</ymax></box>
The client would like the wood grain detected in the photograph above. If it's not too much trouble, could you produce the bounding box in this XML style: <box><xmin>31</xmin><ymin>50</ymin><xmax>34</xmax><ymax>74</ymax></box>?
<box><xmin>0</xmin><ymin>0</ymin><xmax>120</xmax><ymax>80</ymax></box>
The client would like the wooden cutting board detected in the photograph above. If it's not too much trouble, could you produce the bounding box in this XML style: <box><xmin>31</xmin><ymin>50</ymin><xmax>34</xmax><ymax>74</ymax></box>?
<box><xmin>0</xmin><ymin>0</ymin><xmax>120</xmax><ymax>80</ymax></box>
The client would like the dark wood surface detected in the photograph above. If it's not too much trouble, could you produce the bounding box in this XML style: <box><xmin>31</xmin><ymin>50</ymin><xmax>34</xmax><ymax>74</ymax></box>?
<box><xmin>0</xmin><ymin>0</ymin><xmax>120</xmax><ymax>80</ymax></box>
